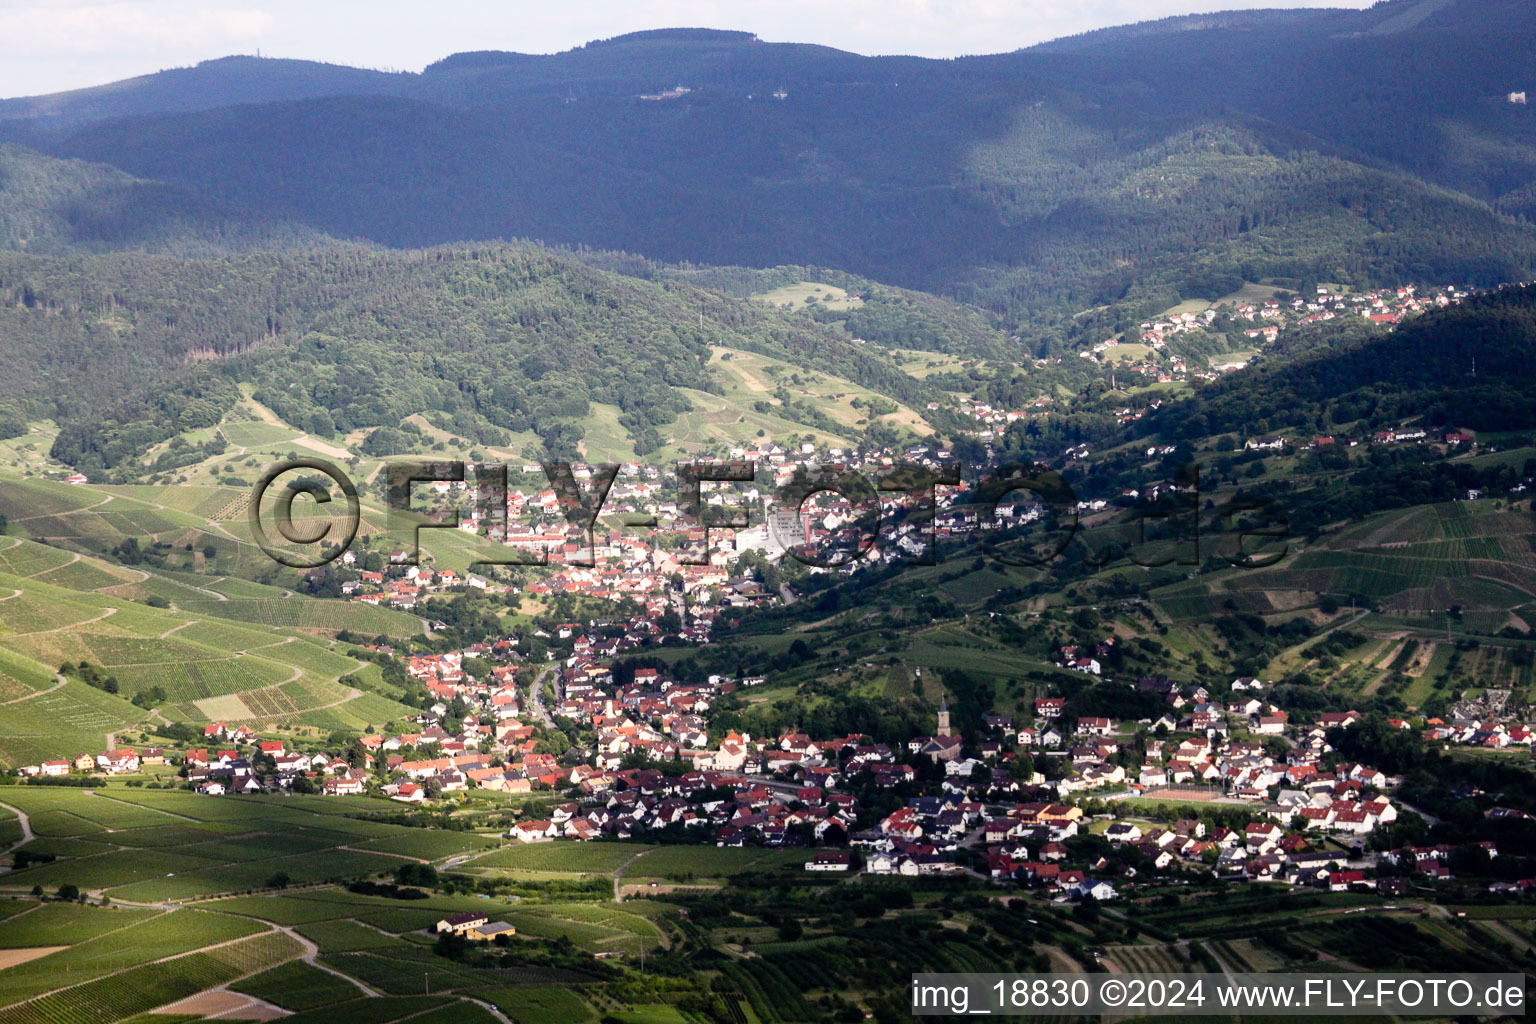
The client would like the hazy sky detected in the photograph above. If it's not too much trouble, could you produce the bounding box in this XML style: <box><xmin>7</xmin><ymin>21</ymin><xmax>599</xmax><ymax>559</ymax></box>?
<box><xmin>0</xmin><ymin>0</ymin><xmax>1376</xmax><ymax>99</ymax></box>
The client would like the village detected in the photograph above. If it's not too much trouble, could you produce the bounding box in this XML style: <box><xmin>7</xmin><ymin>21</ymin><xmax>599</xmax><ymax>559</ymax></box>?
<box><xmin>15</xmin><ymin>636</ymin><xmax>1528</xmax><ymax>904</ymax></box>
<box><xmin>952</xmin><ymin>283</ymin><xmax>1475</xmax><ymax>438</ymax></box>
<box><xmin>328</xmin><ymin>434</ymin><xmax>1071</xmax><ymax>621</ymax></box>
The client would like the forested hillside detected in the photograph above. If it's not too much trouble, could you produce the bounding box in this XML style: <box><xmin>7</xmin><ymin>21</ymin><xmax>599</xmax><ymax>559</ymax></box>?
<box><xmin>0</xmin><ymin>145</ymin><xmax>327</xmax><ymax>255</ymax></box>
<box><xmin>0</xmin><ymin>244</ymin><xmax>944</xmax><ymax>476</ymax></box>
<box><xmin>0</xmin><ymin>0</ymin><xmax>1529</xmax><ymax>325</ymax></box>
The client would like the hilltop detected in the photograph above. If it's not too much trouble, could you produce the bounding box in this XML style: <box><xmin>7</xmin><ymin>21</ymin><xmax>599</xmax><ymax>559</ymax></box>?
<box><xmin>0</xmin><ymin>0</ymin><xmax>1528</xmax><ymax>321</ymax></box>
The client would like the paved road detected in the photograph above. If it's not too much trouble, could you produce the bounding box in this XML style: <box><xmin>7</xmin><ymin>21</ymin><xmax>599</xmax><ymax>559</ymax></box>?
<box><xmin>460</xmin><ymin>995</ymin><xmax>512</xmax><ymax>1023</ymax></box>
<box><xmin>526</xmin><ymin>664</ymin><xmax>557</xmax><ymax>728</ymax></box>
<box><xmin>1392</xmin><ymin>797</ymin><xmax>1441</xmax><ymax>827</ymax></box>
<box><xmin>0</xmin><ymin>801</ymin><xmax>35</xmax><ymax>874</ymax></box>
<box><xmin>280</xmin><ymin>925</ymin><xmax>381</xmax><ymax>997</ymax></box>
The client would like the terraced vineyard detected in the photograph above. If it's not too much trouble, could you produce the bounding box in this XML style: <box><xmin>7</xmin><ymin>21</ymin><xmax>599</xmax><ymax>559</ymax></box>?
<box><xmin>0</xmin><ymin>539</ymin><xmax>419</xmax><ymax>760</ymax></box>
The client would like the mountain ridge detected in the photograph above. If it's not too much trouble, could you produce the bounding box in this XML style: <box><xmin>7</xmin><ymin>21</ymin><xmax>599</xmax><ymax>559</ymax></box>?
<box><xmin>0</xmin><ymin>1</ymin><xmax>1530</xmax><ymax>330</ymax></box>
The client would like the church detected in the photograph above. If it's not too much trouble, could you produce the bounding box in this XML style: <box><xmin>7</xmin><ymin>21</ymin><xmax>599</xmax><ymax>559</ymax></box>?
<box><xmin>917</xmin><ymin>694</ymin><xmax>964</xmax><ymax>763</ymax></box>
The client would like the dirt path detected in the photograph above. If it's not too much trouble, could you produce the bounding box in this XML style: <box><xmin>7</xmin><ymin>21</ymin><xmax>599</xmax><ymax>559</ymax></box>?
<box><xmin>83</xmin><ymin>789</ymin><xmax>202</xmax><ymax>823</ymax></box>
<box><xmin>292</xmin><ymin>434</ymin><xmax>353</xmax><ymax>460</ymax></box>
<box><xmin>1479</xmin><ymin>918</ymin><xmax>1535</xmax><ymax>955</ymax></box>
<box><xmin>306</xmin><ymin>685</ymin><xmax>362</xmax><ymax>714</ymax></box>
<box><xmin>334</xmin><ymin>844</ymin><xmax>424</xmax><ymax>864</ymax></box>
<box><xmin>345</xmin><ymin>917</ymin><xmax>405</xmax><ymax>939</ymax></box>
<box><xmin>215</xmin><ymin>427</ymin><xmax>248</xmax><ymax>458</ymax></box>
<box><xmin>0</xmin><ymin>673</ymin><xmax>67</xmax><ymax>706</ymax></box>
<box><xmin>22</xmin><ymin>551</ymin><xmax>80</xmax><ymax>577</ymax></box>
<box><xmin>154</xmin><ymin>572</ymin><xmax>230</xmax><ymax>602</ymax></box>
<box><xmin>612</xmin><ymin>848</ymin><xmax>656</xmax><ymax>901</ymax></box>
<box><xmin>7</xmin><ymin>493</ymin><xmax>114</xmax><ymax>522</ymax></box>
<box><xmin>8</xmin><ymin>606</ymin><xmax>117</xmax><ymax>637</ymax></box>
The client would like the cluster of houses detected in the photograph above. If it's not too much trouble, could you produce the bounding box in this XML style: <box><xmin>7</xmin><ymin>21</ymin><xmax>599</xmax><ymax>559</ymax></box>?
<box><xmin>508</xmin><ymin>768</ymin><xmax>856</xmax><ymax>847</ymax></box>
<box><xmin>10</xmin><ymin>640</ymin><xmax>1463</xmax><ymax>906</ymax></box>
<box><xmin>1012</xmin><ymin>683</ymin><xmax>1412</xmax><ymax>834</ymax></box>
<box><xmin>1081</xmin><ymin>283</ymin><xmax>1478</xmax><ymax>392</ymax></box>
<box><xmin>970</xmin><ymin>796</ymin><xmax>1414</xmax><ymax>894</ymax></box>
<box><xmin>336</xmin><ymin>439</ymin><xmax>1006</xmax><ymax>607</ymax></box>
<box><xmin>1227</xmin><ymin>283</ymin><xmax>1468</xmax><ymax>346</ymax></box>
<box><xmin>1423</xmin><ymin>702</ymin><xmax>1536</xmax><ymax>750</ymax></box>
<box><xmin>20</xmin><ymin>747</ymin><xmax>165</xmax><ymax>778</ymax></box>
<box><xmin>491</xmin><ymin>664</ymin><xmax>1417</xmax><ymax>896</ymax></box>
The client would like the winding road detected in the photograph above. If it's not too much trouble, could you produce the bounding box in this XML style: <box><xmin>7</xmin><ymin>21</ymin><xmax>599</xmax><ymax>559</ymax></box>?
<box><xmin>0</xmin><ymin>673</ymin><xmax>67</xmax><ymax>706</ymax></box>
<box><xmin>279</xmin><ymin>925</ymin><xmax>381</xmax><ymax>998</ymax></box>
<box><xmin>0</xmin><ymin>800</ymin><xmax>35</xmax><ymax>874</ymax></box>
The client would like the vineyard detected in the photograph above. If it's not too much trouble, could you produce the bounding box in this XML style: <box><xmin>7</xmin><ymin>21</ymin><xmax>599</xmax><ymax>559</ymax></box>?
<box><xmin>0</xmin><ymin>551</ymin><xmax>419</xmax><ymax>754</ymax></box>
<box><xmin>714</xmin><ymin>959</ymin><xmax>816</xmax><ymax>1024</ymax></box>
<box><xmin>1100</xmin><ymin>942</ymin><xmax>1188</xmax><ymax>973</ymax></box>
<box><xmin>0</xmin><ymin>648</ymin><xmax>56</xmax><ymax>703</ymax></box>
<box><xmin>177</xmin><ymin>597</ymin><xmax>421</xmax><ymax>636</ymax></box>
<box><xmin>0</xmin><ymin>929</ymin><xmax>299</xmax><ymax>1024</ymax></box>
<box><xmin>230</xmin><ymin>960</ymin><xmax>367</xmax><ymax>1012</ymax></box>
<box><xmin>0</xmin><ymin>912</ymin><xmax>277</xmax><ymax>1012</ymax></box>
<box><xmin>274</xmin><ymin>995</ymin><xmax>457</xmax><ymax>1024</ymax></box>
<box><xmin>481</xmin><ymin>985</ymin><xmax>595</xmax><ymax>1024</ymax></box>
<box><xmin>0</xmin><ymin>681</ymin><xmax>148</xmax><ymax>770</ymax></box>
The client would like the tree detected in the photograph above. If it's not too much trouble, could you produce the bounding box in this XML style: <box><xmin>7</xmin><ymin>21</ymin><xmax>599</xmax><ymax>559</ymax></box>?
<box><xmin>56</xmin><ymin>884</ymin><xmax>80</xmax><ymax>901</ymax></box>
<box><xmin>395</xmin><ymin>863</ymin><xmax>438</xmax><ymax>888</ymax></box>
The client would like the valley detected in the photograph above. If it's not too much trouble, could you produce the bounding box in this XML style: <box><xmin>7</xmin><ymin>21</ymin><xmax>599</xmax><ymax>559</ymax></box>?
<box><xmin>0</xmin><ymin>0</ymin><xmax>1535</xmax><ymax>1019</ymax></box>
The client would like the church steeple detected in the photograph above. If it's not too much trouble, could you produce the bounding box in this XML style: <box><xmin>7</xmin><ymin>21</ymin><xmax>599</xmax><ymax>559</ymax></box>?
<box><xmin>937</xmin><ymin>692</ymin><xmax>951</xmax><ymax>736</ymax></box>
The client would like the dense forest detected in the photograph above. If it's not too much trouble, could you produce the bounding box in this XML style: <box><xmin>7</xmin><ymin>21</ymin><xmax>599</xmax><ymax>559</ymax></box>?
<box><xmin>0</xmin><ymin>0</ymin><xmax>1530</xmax><ymax>328</ymax></box>
<box><xmin>0</xmin><ymin>144</ymin><xmax>327</xmax><ymax>256</ymax></box>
